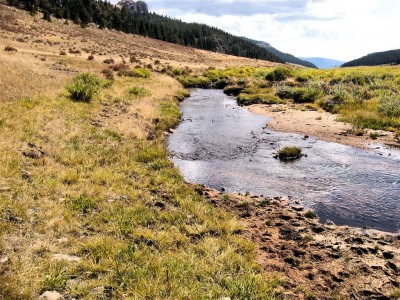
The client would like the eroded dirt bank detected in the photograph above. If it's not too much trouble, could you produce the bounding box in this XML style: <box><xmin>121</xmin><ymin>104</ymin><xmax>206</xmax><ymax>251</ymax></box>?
<box><xmin>248</xmin><ymin>104</ymin><xmax>399</xmax><ymax>151</ymax></box>
<box><xmin>200</xmin><ymin>186</ymin><xmax>400</xmax><ymax>300</ymax></box>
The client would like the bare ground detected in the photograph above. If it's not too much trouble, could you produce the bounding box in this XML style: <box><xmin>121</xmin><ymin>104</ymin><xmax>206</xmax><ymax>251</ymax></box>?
<box><xmin>248</xmin><ymin>104</ymin><xmax>399</xmax><ymax>151</ymax></box>
<box><xmin>201</xmin><ymin>187</ymin><xmax>400</xmax><ymax>300</ymax></box>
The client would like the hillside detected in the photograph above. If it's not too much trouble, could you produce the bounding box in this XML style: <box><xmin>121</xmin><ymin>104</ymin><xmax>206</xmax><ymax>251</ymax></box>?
<box><xmin>0</xmin><ymin>3</ymin><xmax>283</xmax><ymax>299</ymax></box>
<box><xmin>342</xmin><ymin>49</ymin><xmax>400</xmax><ymax>67</ymax></box>
<box><xmin>7</xmin><ymin>0</ymin><xmax>283</xmax><ymax>63</ymax></box>
<box><xmin>243</xmin><ymin>37</ymin><xmax>317</xmax><ymax>68</ymax></box>
<box><xmin>300</xmin><ymin>57</ymin><xmax>344</xmax><ymax>69</ymax></box>
<box><xmin>1</xmin><ymin>3</ymin><xmax>400</xmax><ymax>300</ymax></box>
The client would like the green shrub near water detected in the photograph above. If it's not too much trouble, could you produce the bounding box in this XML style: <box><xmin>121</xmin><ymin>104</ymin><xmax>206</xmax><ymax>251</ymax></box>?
<box><xmin>277</xmin><ymin>146</ymin><xmax>302</xmax><ymax>160</ymax></box>
<box><xmin>66</xmin><ymin>72</ymin><xmax>102</xmax><ymax>102</ymax></box>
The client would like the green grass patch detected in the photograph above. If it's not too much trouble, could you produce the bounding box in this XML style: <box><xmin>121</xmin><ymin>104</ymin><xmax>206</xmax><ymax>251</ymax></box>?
<box><xmin>66</xmin><ymin>72</ymin><xmax>102</xmax><ymax>102</ymax></box>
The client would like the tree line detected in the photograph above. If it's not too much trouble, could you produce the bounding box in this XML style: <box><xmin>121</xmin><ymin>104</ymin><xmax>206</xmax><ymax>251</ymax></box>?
<box><xmin>7</xmin><ymin>0</ymin><xmax>283</xmax><ymax>63</ymax></box>
<box><xmin>342</xmin><ymin>49</ymin><xmax>400</xmax><ymax>67</ymax></box>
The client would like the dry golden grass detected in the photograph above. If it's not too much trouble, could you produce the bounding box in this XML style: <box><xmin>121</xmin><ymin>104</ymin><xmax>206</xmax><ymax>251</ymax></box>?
<box><xmin>0</xmin><ymin>3</ymin><xmax>282</xmax><ymax>299</ymax></box>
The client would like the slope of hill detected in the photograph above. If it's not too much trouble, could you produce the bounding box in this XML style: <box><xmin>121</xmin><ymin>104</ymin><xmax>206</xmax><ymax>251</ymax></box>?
<box><xmin>0</xmin><ymin>3</ymin><xmax>282</xmax><ymax>298</ymax></box>
<box><xmin>301</xmin><ymin>57</ymin><xmax>344</xmax><ymax>69</ymax></box>
<box><xmin>342</xmin><ymin>49</ymin><xmax>400</xmax><ymax>67</ymax></box>
<box><xmin>7</xmin><ymin>0</ymin><xmax>283</xmax><ymax>63</ymax></box>
<box><xmin>243</xmin><ymin>37</ymin><xmax>317</xmax><ymax>68</ymax></box>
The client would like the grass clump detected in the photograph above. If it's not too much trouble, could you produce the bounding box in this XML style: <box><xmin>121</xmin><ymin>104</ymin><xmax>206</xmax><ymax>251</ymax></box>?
<box><xmin>174</xmin><ymin>89</ymin><xmax>191</xmax><ymax>101</ymax></box>
<box><xmin>128</xmin><ymin>86</ymin><xmax>151</xmax><ymax>97</ymax></box>
<box><xmin>277</xmin><ymin>146</ymin><xmax>302</xmax><ymax>160</ymax></box>
<box><xmin>4</xmin><ymin>45</ymin><xmax>17</xmax><ymax>52</ymax></box>
<box><xmin>304</xmin><ymin>210</ymin><xmax>317</xmax><ymax>219</ymax></box>
<box><xmin>265</xmin><ymin>67</ymin><xmax>293</xmax><ymax>81</ymax></box>
<box><xmin>66</xmin><ymin>195</ymin><xmax>96</xmax><ymax>213</ymax></box>
<box><xmin>133</xmin><ymin>67</ymin><xmax>151</xmax><ymax>78</ymax></box>
<box><xmin>66</xmin><ymin>72</ymin><xmax>102</xmax><ymax>102</ymax></box>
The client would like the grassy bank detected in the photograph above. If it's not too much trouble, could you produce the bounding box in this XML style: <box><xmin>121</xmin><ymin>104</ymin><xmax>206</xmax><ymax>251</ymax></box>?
<box><xmin>177</xmin><ymin>66</ymin><xmax>400</xmax><ymax>135</ymax></box>
<box><xmin>0</xmin><ymin>66</ymin><xmax>283</xmax><ymax>298</ymax></box>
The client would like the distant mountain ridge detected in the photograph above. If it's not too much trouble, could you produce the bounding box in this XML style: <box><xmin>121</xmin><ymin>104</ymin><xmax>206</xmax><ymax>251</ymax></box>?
<box><xmin>301</xmin><ymin>57</ymin><xmax>344</xmax><ymax>69</ymax></box>
<box><xmin>242</xmin><ymin>38</ymin><xmax>317</xmax><ymax>68</ymax></box>
<box><xmin>342</xmin><ymin>49</ymin><xmax>400</xmax><ymax>67</ymax></box>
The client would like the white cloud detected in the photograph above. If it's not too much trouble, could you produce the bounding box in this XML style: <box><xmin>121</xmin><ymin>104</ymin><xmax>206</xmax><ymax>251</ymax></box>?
<box><xmin>112</xmin><ymin>0</ymin><xmax>400</xmax><ymax>61</ymax></box>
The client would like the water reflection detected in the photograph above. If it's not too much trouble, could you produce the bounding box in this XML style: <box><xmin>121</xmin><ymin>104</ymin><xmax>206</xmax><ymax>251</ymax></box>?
<box><xmin>168</xmin><ymin>89</ymin><xmax>400</xmax><ymax>233</ymax></box>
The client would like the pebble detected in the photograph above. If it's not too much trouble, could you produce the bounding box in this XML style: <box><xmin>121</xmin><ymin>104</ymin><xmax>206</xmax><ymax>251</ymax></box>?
<box><xmin>38</xmin><ymin>291</ymin><xmax>64</xmax><ymax>300</ymax></box>
<box><xmin>52</xmin><ymin>254</ymin><xmax>81</xmax><ymax>262</ymax></box>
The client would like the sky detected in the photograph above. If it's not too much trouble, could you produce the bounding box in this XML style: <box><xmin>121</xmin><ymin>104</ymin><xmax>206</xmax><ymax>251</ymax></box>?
<box><xmin>111</xmin><ymin>0</ymin><xmax>400</xmax><ymax>61</ymax></box>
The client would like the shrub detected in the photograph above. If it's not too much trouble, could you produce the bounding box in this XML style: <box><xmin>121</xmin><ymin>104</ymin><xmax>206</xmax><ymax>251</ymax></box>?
<box><xmin>4</xmin><ymin>45</ymin><xmax>17</xmax><ymax>52</ymax></box>
<box><xmin>103</xmin><ymin>58</ymin><xmax>114</xmax><ymax>64</ymax></box>
<box><xmin>133</xmin><ymin>68</ymin><xmax>151</xmax><ymax>78</ymax></box>
<box><xmin>87</xmin><ymin>54</ymin><xmax>94</xmax><ymax>61</ymax></box>
<box><xmin>377</xmin><ymin>95</ymin><xmax>400</xmax><ymax>118</ymax></box>
<box><xmin>224</xmin><ymin>85</ymin><xmax>245</xmax><ymax>96</ymax></box>
<box><xmin>237</xmin><ymin>93</ymin><xmax>285</xmax><ymax>106</ymax></box>
<box><xmin>292</xmin><ymin>86</ymin><xmax>323</xmax><ymax>103</ymax></box>
<box><xmin>101</xmin><ymin>68</ymin><xmax>114</xmax><ymax>81</ymax></box>
<box><xmin>265</xmin><ymin>67</ymin><xmax>293</xmax><ymax>81</ymax></box>
<box><xmin>277</xmin><ymin>146</ymin><xmax>302</xmax><ymax>160</ymax></box>
<box><xmin>276</xmin><ymin>86</ymin><xmax>295</xmax><ymax>99</ymax></box>
<box><xmin>66</xmin><ymin>72</ymin><xmax>102</xmax><ymax>102</ymax></box>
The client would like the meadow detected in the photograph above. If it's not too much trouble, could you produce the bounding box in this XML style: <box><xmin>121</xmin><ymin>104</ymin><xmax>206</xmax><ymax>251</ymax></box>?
<box><xmin>178</xmin><ymin>66</ymin><xmax>400</xmax><ymax>136</ymax></box>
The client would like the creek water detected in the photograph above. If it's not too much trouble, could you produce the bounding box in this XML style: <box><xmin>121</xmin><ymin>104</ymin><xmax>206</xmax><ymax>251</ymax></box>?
<box><xmin>168</xmin><ymin>89</ymin><xmax>400</xmax><ymax>233</ymax></box>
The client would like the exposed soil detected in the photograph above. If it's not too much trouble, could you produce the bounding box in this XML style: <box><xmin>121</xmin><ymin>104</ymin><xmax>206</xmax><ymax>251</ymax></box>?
<box><xmin>248</xmin><ymin>104</ymin><xmax>399</xmax><ymax>151</ymax></box>
<box><xmin>201</xmin><ymin>186</ymin><xmax>400</xmax><ymax>300</ymax></box>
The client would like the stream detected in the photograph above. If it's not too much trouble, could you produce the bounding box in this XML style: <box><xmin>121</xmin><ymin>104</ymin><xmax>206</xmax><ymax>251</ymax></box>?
<box><xmin>168</xmin><ymin>89</ymin><xmax>400</xmax><ymax>233</ymax></box>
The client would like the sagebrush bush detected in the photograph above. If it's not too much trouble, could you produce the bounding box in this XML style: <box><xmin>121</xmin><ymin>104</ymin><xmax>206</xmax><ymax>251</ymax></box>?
<box><xmin>66</xmin><ymin>72</ymin><xmax>102</xmax><ymax>102</ymax></box>
<box><xmin>378</xmin><ymin>95</ymin><xmax>400</xmax><ymax>117</ymax></box>
<box><xmin>265</xmin><ymin>67</ymin><xmax>293</xmax><ymax>81</ymax></box>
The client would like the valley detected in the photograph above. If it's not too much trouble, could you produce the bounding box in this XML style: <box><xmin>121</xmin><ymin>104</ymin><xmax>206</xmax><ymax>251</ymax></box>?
<box><xmin>0</xmin><ymin>2</ymin><xmax>399</xmax><ymax>299</ymax></box>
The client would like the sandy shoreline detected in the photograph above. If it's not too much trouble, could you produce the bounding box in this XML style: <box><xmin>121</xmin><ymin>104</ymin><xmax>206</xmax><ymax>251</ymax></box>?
<box><xmin>248</xmin><ymin>104</ymin><xmax>399</xmax><ymax>151</ymax></box>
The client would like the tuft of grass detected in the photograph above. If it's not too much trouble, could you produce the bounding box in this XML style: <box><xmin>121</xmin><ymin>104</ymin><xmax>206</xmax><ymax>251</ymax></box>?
<box><xmin>66</xmin><ymin>72</ymin><xmax>102</xmax><ymax>102</ymax></box>
<box><xmin>4</xmin><ymin>45</ymin><xmax>17</xmax><ymax>52</ymax></box>
<box><xmin>128</xmin><ymin>86</ymin><xmax>151</xmax><ymax>97</ymax></box>
<box><xmin>304</xmin><ymin>210</ymin><xmax>317</xmax><ymax>219</ymax></box>
<box><xmin>66</xmin><ymin>195</ymin><xmax>96</xmax><ymax>213</ymax></box>
<box><xmin>265</xmin><ymin>67</ymin><xmax>293</xmax><ymax>81</ymax></box>
<box><xmin>174</xmin><ymin>89</ymin><xmax>191</xmax><ymax>101</ymax></box>
<box><xmin>277</xmin><ymin>146</ymin><xmax>302</xmax><ymax>160</ymax></box>
<box><xmin>133</xmin><ymin>68</ymin><xmax>151</xmax><ymax>78</ymax></box>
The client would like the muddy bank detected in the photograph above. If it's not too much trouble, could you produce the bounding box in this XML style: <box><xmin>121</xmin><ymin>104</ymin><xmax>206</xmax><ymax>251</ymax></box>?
<box><xmin>248</xmin><ymin>104</ymin><xmax>399</xmax><ymax>151</ymax></box>
<box><xmin>199</xmin><ymin>186</ymin><xmax>400</xmax><ymax>299</ymax></box>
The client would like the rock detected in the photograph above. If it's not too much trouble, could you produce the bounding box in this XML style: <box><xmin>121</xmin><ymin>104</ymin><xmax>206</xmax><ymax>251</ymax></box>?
<box><xmin>117</xmin><ymin>0</ymin><xmax>149</xmax><ymax>13</ymax></box>
<box><xmin>22</xmin><ymin>169</ymin><xmax>32</xmax><ymax>182</ymax></box>
<box><xmin>38</xmin><ymin>291</ymin><xmax>64</xmax><ymax>300</ymax></box>
<box><xmin>0</xmin><ymin>256</ymin><xmax>9</xmax><ymax>264</ymax></box>
<box><xmin>52</xmin><ymin>254</ymin><xmax>81</xmax><ymax>262</ymax></box>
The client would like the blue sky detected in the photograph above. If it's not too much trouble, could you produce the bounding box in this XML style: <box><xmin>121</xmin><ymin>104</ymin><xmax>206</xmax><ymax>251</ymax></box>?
<box><xmin>111</xmin><ymin>0</ymin><xmax>400</xmax><ymax>61</ymax></box>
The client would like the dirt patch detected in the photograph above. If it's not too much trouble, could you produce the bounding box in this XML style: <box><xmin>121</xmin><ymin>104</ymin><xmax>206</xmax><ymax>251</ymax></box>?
<box><xmin>248</xmin><ymin>104</ymin><xmax>399</xmax><ymax>151</ymax></box>
<box><xmin>201</xmin><ymin>186</ymin><xmax>400</xmax><ymax>299</ymax></box>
